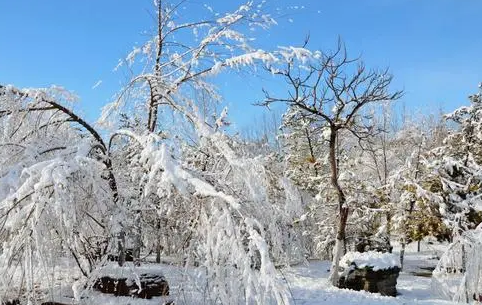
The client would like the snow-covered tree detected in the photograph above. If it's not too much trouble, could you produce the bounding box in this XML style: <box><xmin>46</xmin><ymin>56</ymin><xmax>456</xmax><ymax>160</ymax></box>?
<box><xmin>380</xmin><ymin>112</ymin><xmax>451</xmax><ymax>268</ymax></box>
<box><xmin>99</xmin><ymin>0</ymin><xmax>281</xmax><ymax>266</ymax></box>
<box><xmin>0</xmin><ymin>85</ymin><xmax>120</xmax><ymax>302</ymax></box>
<box><xmin>417</xmin><ymin>84</ymin><xmax>482</xmax><ymax>302</ymax></box>
<box><xmin>0</xmin><ymin>2</ymin><xmax>309</xmax><ymax>303</ymax></box>
<box><xmin>101</xmin><ymin>0</ymin><xmax>278</xmax><ymax>133</ymax></box>
<box><xmin>260</xmin><ymin>41</ymin><xmax>402</xmax><ymax>285</ymax></box>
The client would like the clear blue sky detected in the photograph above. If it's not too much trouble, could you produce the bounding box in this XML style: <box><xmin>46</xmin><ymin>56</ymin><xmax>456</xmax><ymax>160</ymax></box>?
<box><xmin>1</xmin><ymin>0</ymin><xmax>481</xmax><ymax>131</ymax></box>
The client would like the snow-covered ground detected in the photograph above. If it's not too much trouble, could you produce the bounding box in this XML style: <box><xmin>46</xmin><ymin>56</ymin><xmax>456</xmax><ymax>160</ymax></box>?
<box><xmin>284</xmin><ymin>261</ymin><xmax>454</xmax><ymax>305</ymax></box>
<box><xmin>4</xmin><ymin>241</ymin><xmax>463</xmax><ymax>304</ymax></box>
<box><xmin>162</xmin><ymin>240</ymin><xmax>458</xmax><ymax>305</ymax></box>
<box><xmin>280</xmin><ymin>241</ymin><xmax>456</xmax><ymax>305</ymax></box>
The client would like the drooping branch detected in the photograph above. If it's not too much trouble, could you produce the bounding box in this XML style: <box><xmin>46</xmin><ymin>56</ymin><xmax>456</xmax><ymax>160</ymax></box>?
<box><xmin>0</xmin><ymin>84</ymin><xmax>119</xmax><ymax>205</ymax></box>
<box><xmin>104</xmin><ymin>1</ymin><xmax>277</xmax><ymax>134</ymax></box>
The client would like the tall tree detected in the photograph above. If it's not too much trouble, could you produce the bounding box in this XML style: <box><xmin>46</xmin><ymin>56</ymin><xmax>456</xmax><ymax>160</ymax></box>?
<box><xmin>101</xmin><ymin>0</ymin><xmax>280</xmax><ymax>266</ymax></box>
<box><xmin>431</xmin><ymin>85</ymin><xmax>482</xmax><ymax>303</ymax></box>
<box><xmin>0</xmin><ymin>2</ymin><xmax>306</xmax><ymax>303</ymax></box>
<box><xmin>260</xmin><ymin>42</ymin><xmax>402</xmax><ymax>285</ymax></box>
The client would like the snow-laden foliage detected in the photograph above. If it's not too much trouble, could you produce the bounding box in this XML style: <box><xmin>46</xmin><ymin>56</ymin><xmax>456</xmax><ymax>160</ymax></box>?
<box><xmin>432</xmin><ymin>228</ymin><xmax>482</xmax><ymax>303</ymax></box>
<box><xmin>392</xmin><ymin>88</ymin><xmax>482</xmax><ymax>244</ymax></box>
<box><xmin>431</xmin><ymin>89</ymin><xmax>482</xmax><ymax>231</ymax></box>
<box><xmin>0</xmin><ymin>5</ymin><xmax>309</xmax><ymax>298</ymax></box>
<box><xmin>280</xmin><ymin>107</ymin><xmax>328</xmax><ymax>194</ymax></box>
<box><xmin>100</xmin><ymin>0</ymin><xmax>277</xmax><ymax>133</ymax></box>
<box><xmin>380</xmin><ymin>116</ymin><xmax>452</xmax><ymax>269</ymax></box>
<box><xmin>429</xmin><ymin>85</ymin><xmax>482</xmax><ymax>303</ymax></box>
<box><xmin>0</xmin><ymin>7</ymin><xmax>311</xmax><ymax>299</ymax></box>
<box><xmin>103</xmin><ymin>104</ymin><xmax>302</xmax><ymax>304</ymax></box>
<box><xmin>0</xmin><ymin>84</ymin><xmax>306</xmax><ymax>303</ymax></box>
<box><xmin>0</xmin><ymin>86</ymin><xmax>118</xmax><ymax>302</ymax></box>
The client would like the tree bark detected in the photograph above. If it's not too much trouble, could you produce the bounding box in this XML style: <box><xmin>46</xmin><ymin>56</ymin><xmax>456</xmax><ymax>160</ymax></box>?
<box><xmin>400</xmin><ymin>137</ymin><xmax>423</xmax><ymax>270</ymax></box>
<box><xmin>133</xmin><ymin>211</ymin><xmax>142</xmax><ymax>266</ymax></box>
<box><xmin>147</xmin><ymin>0</ymin><xmax>164</xmax><ymax>133</ymax></box>
<box><xmin>118</xmin><ymin>231</ymin><xmax>126</xmax><ymax>266</ymax></box>
<box><xmin>156</xmin><ymin>218</ymin><xmax>161</xmax><ymax>263</ymax></box>
<box><xmin>328</xmin><ymin>128</ymin><xmax>348</xmax><ymax>286</ymax></box>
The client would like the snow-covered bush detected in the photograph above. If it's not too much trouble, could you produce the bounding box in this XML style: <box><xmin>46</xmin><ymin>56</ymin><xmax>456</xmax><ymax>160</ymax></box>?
<box><xmin>0</xmin><ymin>84</ymin><xmax>302</xmax><ymax>305</ymax></box>
<box><xmin>0</xmin><ymin>85</ymin><xmax>120</xmax><ymax>303</ymax></box>
<box><xmin>430</xmin><ymin>85</ymin><xmax>482</xmax><ymax>303</ymax></box>
<box><xmin>432</xmin><ymin>229</ymin><xmax>482</xmax><ymax>303</ymax></box>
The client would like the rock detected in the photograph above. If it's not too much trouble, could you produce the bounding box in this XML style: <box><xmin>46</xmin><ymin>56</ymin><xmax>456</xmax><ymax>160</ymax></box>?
<box><xmin>473</xmin><ymin>293</ymin><xmax>482</xmax><ymax>302</ymax></box>
<box><xmin>339</xmin><ymin>265</ymin><xmax>400</xmax><ymax>297</ymax></box>
<box><xmin>136</xmin><ymin>274</ymin><xmax>169</xmax><ymax>298</ymax></box>
<box><xmin>93</xmin><ymin>276</ymin><xmax>129</xmax><ymax>296</ymax></box>
<box><xmin>93</xmin><ymin>273</ymin><xmax>169</xmax><ymax>299</ymax></box>
<box><xmin>107</xmin><ymin>248</ymin><xmax>134</xmax><ymax>262</ymax></box>
<box><xmin>2</xmin><ymin>300</ymin><xmax>20</xmax><ymax>305</ymax></box>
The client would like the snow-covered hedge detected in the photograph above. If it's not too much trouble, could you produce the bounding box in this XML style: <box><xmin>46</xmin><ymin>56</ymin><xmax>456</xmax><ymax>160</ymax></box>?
<box><xmin>340</xmin><ymin>251</ymin><xmax>400</xmax><ymax>271</ymax></box>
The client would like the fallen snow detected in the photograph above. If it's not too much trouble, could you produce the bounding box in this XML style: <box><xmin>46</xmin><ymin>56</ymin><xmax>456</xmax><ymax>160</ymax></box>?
<box><xmin>340</xmin><ymin>251</ymin><xmax>400</xmax><ymax>271</ymax></box>
<box><xmin>284</xmin><ymin>260</ymin><xmax>456</xmax><ymax>305</ymax></box>
<box><xmin>0</xmin><ymin>241</ymin><xmax>463</xmax><ymax>304</ymax></box>
<box><xmin>92</xmin><ymin>262</ymin><xmax>165</xmax><ymax>279</ymax></box>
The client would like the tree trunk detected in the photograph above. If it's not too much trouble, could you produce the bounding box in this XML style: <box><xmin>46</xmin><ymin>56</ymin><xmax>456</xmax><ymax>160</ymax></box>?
<box><xmin>118</xmin><ymin>231</ymin><xmax>126</xmax><ymax>266</ymax></box>
<box><xmin>133</xmin><ymin>210</ymin><xmax>142</xmax><ymax>266</ymax></box>
<box><xmin>400</xmin><ymin>140</ymin><xmax>423</xmax><ymax>269</ymax></box>
<box><xmin>156</xmin><ymin>218</ymin><xmax>161</xmax><ymax>263</ymax></box>
<box><xmin>147</xmin><ymin>1</ymin><xmax>164</xmax><ymax>133</ymax></box>
<box><xmin>147</xmin><ymin>5</ymin><xmax>164</xmax><ymax>264</ymax></box>
<box><xmin>400</xmin><ymin>199</ymin><xmax>415</xmax><ymax>270</ymax></box>
<box><xmin>400</xmin><ymin>241</ymin><xmax>405</xmax><ymax>270</ymax></box>
<box><xmin>327</xmin><ymin>128</ymin><xmax>348</xmax><ymax>286</ymax></box>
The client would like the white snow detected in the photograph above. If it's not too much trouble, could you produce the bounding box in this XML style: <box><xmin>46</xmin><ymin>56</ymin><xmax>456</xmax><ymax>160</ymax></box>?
<box><xmin>284</xmin><ymin>260</ymin><xmax>455</xmax><ymax>305</ymax></box>
<box><xmin>340</xmin><ymin>251</ymin><xmax>400</xmax><ymax>271</ymax></box>
<box><xmin>91</xmin><ymin>80</ymin><xmax>102</xmax><ymax>89</ymax></box>
<box><xmin>0</xmin><ymin>241</ymin><xmax>461</xmax><ymax>304</ymax></box>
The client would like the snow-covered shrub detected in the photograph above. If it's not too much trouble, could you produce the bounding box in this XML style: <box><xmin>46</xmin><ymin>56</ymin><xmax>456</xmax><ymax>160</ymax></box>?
<box><xmin>432</xmin><ymin>228</ymin><xmax>482</xmax><ymax>303</ymax></box>
<box><xmin>0</xmin><ymin>86</ymin><xmax>119</xmax><ymax>303</ymax></box>
<box><xmin>430</xmin><ymin>85</ymin><xmax>482</xmax><ymax>303</ymax></box>
<box><xmin>117</xmin><ymin>107</ymin><xmax>302</xmax><ymax>303</ymax></box>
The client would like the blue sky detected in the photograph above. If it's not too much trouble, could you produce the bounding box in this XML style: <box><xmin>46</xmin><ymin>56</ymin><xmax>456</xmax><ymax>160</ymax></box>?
<box><xmin>1</xmin><ymin>0</ymin><xmax>481</xmax><ymax>131</ymax></box>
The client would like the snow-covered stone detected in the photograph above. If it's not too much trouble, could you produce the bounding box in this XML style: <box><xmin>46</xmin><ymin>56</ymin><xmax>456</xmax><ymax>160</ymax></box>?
<box><xmin>339</xmin><ymin>251</ymin><xmax>400</xmax><ymax>297</ymax></box>
<box><xmin>341</xmin><ymin>251</ymin><xmax>400</xmax><ymax>271</ymax></box>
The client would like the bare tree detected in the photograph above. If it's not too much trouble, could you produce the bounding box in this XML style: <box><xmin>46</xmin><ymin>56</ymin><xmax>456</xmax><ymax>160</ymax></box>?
<box><xmin>259</xmin><ymin>41</ymin><xmax>402</xmax><ymax>285</ymax></box>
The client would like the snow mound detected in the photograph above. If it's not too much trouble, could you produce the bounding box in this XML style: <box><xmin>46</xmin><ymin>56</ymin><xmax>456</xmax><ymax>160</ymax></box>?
<box><xmin>94</xmin><ymin>262</ymin><xmax>165</xmax><ymax>279</ymax></box>
<box><xmin>341</xmin><ymin>251</ymin><xmax>400</xmax><ymax>271</ymax></box>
